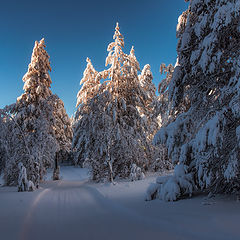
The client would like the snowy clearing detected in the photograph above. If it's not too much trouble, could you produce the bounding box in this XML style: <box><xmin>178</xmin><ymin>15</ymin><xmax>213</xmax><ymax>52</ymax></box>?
<box><xmin>0</xmin><ymin>166</ymin><xmax>240</xmax><ymax>240</ymax></box>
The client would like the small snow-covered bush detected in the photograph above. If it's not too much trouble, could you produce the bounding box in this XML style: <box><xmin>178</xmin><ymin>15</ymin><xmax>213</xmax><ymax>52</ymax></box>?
<box><xmin>28</xmin><ymin>180</ymin><xmax>36</xmax><ymax>191</ymax></box>
<box><xmin>18</xmin><ymin>162</ymin><xmax>28</xmax><ymax>192</ymax></box>
<box><xmin>130</xmin><ymin>164</ymin><xmax>145</xmax><ymax>181</ymax></box>
<box><xmin>146</xmin><ymin>164</ymin><xmax>194</xmax><ymax>201</ymax></box>
<box><xmin>53</xmin><ymin>165</ymin><xmax>60</xmax><ymax>180</ymax></box>
<box><xmin>18</xmin><ymin>162</ymin><xmax>35</xmax><ymax>192</ymax></box>
<box><xmin>33</xmin><ymin>162</ymin><xmax>40</xmax><ymax>189</ymax></box>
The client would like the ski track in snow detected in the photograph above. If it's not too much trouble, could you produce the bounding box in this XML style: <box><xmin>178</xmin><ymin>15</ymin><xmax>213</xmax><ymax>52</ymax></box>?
<box><xmin>0</xmin><ymin>166</ymin><xmax>240</xmax><ymax>240</ymax></box>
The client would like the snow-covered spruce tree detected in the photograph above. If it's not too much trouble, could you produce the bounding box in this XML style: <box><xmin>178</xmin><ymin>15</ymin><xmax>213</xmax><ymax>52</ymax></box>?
<box><xmin>4</xmin><ymin>39</ymin><xmax>72</xmax><ymax>185</ymax></box>
<box><xmin>139</xmin><ymin>64</ymin><xmax>158</xmax><ymax>139</ymax></box>
<box><xmin>149</xmin><ymin>0</ymin><xmax>240</xmax><ymax>201</ymax></box>
<box><xmin>138</xmin><ymin>64</ymin><xmax>172</xmax><ymax>172</ymax></box>
<box><xmin>72</xmin><ymin>57</ymin><xmax>100</xmax><ymax>168</ymax></box>
<box><xmin>156</xmin><ymin>63</ymin><xmax>174</xmax><ymax>126</ymax></box>
<box><xmin>73</xmin><ymin>23</ymin><xmax>158</xmax><ymax>181</ymax></box>
<box><xmin>145</xmin><ymin>63</ymin><xmax>175</xmax><ymax>173</ymax></box>
<box><xmin>76</xmin><ymin>57</ymin><xmax>100</xmax><ymax>107</ymax></box>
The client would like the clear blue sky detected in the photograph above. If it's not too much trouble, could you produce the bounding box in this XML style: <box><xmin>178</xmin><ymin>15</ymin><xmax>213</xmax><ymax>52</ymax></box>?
<box><xmin>0</xmin><ymin>0</ymin><xmax>188</xmax><ymax>116</ymax></box>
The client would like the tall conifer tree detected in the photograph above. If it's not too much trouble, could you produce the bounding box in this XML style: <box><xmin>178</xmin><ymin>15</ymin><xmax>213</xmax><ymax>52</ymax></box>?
<box><xmin>151</xmin><ymin>0</ymin><xmax>240</xmax><ymax>201</ymax></box>
<box><xmin>73</xmin><ymin>23</ymin><xmax>158</xmax><ymax>181</ymax></box>
<box><xmin>4</xmin><ymin>39</ymin><xmax>72</xmax><ymax>185</ymax></box>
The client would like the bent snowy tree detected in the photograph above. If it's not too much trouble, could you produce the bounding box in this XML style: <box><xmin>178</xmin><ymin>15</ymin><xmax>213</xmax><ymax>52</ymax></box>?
<box><xmin>73</xmin><ymin>23</ymin><xmax>160</xmax><ymax>181</ymax></box>
<box><xmin>150</xmin><ymin>0</ymin><xmax>240</xmax><ymax>201</ymax></box>
<box><xmin>3</xmin><ymin>39</ymin><xmax>72</xmax><ymax>186</ymax></box>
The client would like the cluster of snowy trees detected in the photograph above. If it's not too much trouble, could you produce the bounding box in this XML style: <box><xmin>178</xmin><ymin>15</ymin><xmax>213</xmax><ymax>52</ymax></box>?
<box><xmin>72</xmin><ymin>23</ymin><xmax>169</xmax><ymax>182</ymax></box>
<box><xmin>0</xmin><ymin>39</ymin><xmax>72</xmax><ymax>189</ymax></box>
<box><xmin>0</xmin><ymin>25</ymin><xmax>170</xmax><ymax>189</ymax></box>
<box><xmin>148</xmin><ymin>0</ymin><xmax>240</xmax><ymax>201</ymax></box>
<box><xmin>0</xmin><ymin>0</ymin><xmax>239</xmax><ymax>200</ymax></box>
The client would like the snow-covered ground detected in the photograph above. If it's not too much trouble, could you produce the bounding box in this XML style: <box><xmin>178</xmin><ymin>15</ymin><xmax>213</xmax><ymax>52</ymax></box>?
<box><xmin>0</xmin><ymin>166</ymin><xmax>240</xmax><ymax>240</ymax></box>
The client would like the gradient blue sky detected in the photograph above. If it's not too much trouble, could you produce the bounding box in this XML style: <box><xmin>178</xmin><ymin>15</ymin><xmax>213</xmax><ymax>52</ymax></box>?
<box><xmin>0</xmin><ymin>0</ymin><xmax>188</xmax><ymax>116</ymax></box>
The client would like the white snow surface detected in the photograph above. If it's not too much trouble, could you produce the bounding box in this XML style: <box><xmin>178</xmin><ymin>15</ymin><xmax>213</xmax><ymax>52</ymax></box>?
<box><xmin>0</xmin><ymin>166</ymin><xmax>240</xmax><ymax>240</ymax></box>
